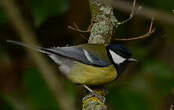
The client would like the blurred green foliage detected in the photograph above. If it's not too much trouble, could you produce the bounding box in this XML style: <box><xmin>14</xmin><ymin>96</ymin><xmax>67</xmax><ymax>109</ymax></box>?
<box><xmin>109</xmin><ymin>60</ymin><xmax>174</xmax><ymax>110</ymax></box>
<box><xmin>0</xmin><ymin>0</ymin><xmax>174</xmax><ymax>110</ymax></box>
<box><xmin>31</xmin><ymin>0</ymin><xmax>69</xmax><ymax>25</ymax></box>
<box><xmin>0</xmin><ymin>8</ymin><xmax>7</xmax><ymax>25</ymax></box>
<box><xmin>23</xmin><ymin>68</ymin><xmax>59</xmax><ymax>109</ymax></box>
<box><xmin>141</xmin><ymin>0</ymin><xmax>174</xmax><ymax>11</ymax></box>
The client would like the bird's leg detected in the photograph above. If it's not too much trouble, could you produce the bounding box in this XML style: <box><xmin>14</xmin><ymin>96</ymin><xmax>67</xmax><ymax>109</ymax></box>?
<box><xmin>82</xmin><ymin>85</ymin><xmax>105</xmax><ymax>103</ymax></box>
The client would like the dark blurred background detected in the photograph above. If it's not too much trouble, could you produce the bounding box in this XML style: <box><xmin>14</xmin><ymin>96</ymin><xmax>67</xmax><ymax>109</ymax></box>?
<box><xmin>0</xmin><ymin>0</ymin><xmax>174</xmax><ymax>110</ymax></box>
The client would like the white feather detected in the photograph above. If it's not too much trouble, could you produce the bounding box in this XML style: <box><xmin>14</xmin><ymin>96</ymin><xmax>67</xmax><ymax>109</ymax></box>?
<box><xmin>109</xmin><ymin>50</ymin><xmax>126</xmax><ymax>64</ymax></box>
<box><xmin>83</xmin><ymin>49</ymin><xmax>93</xmax><ymax>63</ymax></box>
<box><xmin>49</xmin><ymin>55</ymin><xmax>63</xmax><ymax>65</ymax></box>
<box><xmin>49</xmin><ymin>55</ymin><xmax>71</xmax><ymax>74</ymax></box>
<box><xmin>59</xmin><ymin>65</ymin><xmax>70</xmax><ymax>74</ymax></box>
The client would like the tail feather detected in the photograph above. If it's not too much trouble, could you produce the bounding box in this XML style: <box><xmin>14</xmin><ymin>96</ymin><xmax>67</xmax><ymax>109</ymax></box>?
<box><xmin>7</xmin><ymin>40</ymin><xmax>51</xmax><ymax>55</ymax></box>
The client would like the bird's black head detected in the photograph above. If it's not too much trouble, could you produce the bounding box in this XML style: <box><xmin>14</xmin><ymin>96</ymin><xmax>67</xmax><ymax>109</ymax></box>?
<box><xmin>106</xmin><ymin>44</ymin><xmax>136</xmax><ymax>75</ymax></box>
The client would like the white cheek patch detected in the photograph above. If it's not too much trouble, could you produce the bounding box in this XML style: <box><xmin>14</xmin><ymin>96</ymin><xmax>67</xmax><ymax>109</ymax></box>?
<box><xmin>109</xmin><ymin>50</ymin><xmax>126</xmax><ymax>64</ymax></box>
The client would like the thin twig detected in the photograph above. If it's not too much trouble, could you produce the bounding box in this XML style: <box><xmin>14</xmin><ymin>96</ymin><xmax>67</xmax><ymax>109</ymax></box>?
<box><xmin>79</xmin><ymin>33</ymin><xmax>89</xmax><ymax>41</ymax></box>
<box><xmin>117</xmin><ymin>0</ymin><xmax>137</xmax><ymax>25</ymax></box>
<box><xmin>68</xmin><ymin>22</ymin><xmax>90</xmax><ymax>33</ymax></box>
<box><xmin>68</xmin><ymin>22</ymin><xmax>89</xmax><ymax>41</ymax></box>
<box><xmin>102</xmin><ymin>0</ymin><xmax>174</xmax><ymax>25</ymax></box>
<box><xmin>113</xmin><ymin>18</ymin><xmax>155</xmax><ymax>41</ymax></box>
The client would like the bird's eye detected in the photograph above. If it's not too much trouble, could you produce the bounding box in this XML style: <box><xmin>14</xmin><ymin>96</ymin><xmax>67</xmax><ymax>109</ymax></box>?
<box><xmin>109</xmin><ymin>50</ymin><xmax>126</xmax><ymax>64</ymax></box>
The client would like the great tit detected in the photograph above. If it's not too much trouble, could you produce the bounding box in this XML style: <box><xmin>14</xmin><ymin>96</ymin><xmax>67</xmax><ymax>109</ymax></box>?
<box><xmin>7</xmin><ymin>40</ymin><xmax>136</xmax><ymax>85</ymax></box>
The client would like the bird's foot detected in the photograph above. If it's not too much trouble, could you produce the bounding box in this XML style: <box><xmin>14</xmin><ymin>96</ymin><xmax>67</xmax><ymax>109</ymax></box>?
<box><xmin>82</xmin><ymin>85</ymin><xmax>105</xmax><ymax>103</ymax></box>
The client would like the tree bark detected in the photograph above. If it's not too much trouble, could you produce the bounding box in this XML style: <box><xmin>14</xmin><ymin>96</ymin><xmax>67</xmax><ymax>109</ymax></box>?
<box><xmin>82</xmin><ymin>0</ymin><xmax>118</xmax><ymax>110</ymax></box>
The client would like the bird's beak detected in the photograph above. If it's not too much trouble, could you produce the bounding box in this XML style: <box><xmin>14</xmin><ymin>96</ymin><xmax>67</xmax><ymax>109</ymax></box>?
<box><xmin>128</xmin><ymin>58</ymin><xmax>137</xmax><ymax>62</ymax></box>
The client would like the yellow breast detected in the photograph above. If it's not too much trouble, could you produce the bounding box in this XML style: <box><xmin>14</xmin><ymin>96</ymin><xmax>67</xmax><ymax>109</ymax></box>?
<box><xmin>67</xmin><ymin>62</ymin><xmax>117</xmax><ymax>85</ymax></box>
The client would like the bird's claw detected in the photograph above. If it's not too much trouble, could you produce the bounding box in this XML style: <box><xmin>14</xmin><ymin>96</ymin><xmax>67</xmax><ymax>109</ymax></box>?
<box><xmin>82</xmin><ymin>91</ymin><xmax>105</xmax><ymax>103</ymax></box>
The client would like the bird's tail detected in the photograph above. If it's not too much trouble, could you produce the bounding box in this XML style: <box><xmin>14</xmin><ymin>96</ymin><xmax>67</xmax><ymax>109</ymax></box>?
<box><xmin>7</xmin><ymin>40</ymin><xmax>51</xmax><ymax>55</ymax></box>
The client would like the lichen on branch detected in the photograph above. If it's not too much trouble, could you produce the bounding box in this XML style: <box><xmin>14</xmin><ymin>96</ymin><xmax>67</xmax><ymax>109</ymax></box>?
<box><xmin>88</xmin><ymin>0</ymin><xmax>118</xmax><ymax>44</ymax></box>
<box><xmin>83</xmin><ymin>0</ymin><xmax>118</xmax><ymax>110</ymax></box>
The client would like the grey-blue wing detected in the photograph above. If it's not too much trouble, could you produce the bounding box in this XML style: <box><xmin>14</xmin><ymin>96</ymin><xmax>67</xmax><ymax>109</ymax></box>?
<box><xmin>41</xmin><ymin>46</ymin><xmax>111</xmax><ymax>67</ymax></box>
<box><xmin>7</xmin><ymin>40</ymin><xmax>111</xmax><ymax>67</ymax></box>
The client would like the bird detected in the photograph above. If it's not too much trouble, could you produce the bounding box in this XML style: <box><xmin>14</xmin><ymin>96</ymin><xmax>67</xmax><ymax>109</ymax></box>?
<box><xmin>7</xmin><ymin>40</ymin><xmax>136</xmax><ymax>102</ymax></box>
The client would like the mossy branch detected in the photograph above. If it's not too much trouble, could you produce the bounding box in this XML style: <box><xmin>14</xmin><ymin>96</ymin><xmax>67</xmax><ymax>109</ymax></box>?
<box><xmin>88</xmin><ymin>0</ymin><xmax>118</xmax><ymax>44</ymax></box>
<box><xmin>82</xmin><ymin>0</ymin><xmax>118</xmax><ymax>109</ymax></box>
